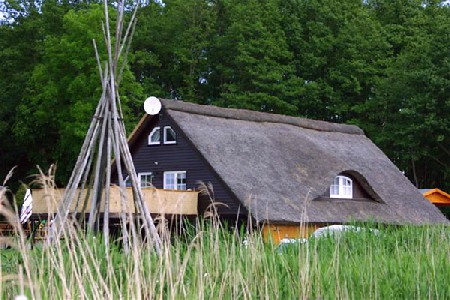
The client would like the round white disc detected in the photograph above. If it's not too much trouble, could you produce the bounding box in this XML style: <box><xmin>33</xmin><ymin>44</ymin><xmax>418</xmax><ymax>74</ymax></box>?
<box><xmin>143</xmin><ymin>96</ymin><xmax>162</xmax><ymax>115</ymax></box>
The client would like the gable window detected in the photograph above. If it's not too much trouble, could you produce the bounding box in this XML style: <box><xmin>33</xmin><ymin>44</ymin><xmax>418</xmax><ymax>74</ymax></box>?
<box><xmin>148</xmin><ymin>127</ymin><xmax>160</xmax><ymax>145</ymax></box>
<box><xmin>164</xmin><ymin>126</ymin><xmax>177</xmax><ymax>144</ymax></box>
<box><xmin>330</xmin><ymin>175</ymin><xmax>353</xmax><ymax>198</ymax></box>
<box><xmin>163</xmin><ymin>171</ymin><xmax>186</xmax><ymax>190</ymax></box>
<box><xmin>139</xmin><ymin>172</ymin><xmax>154</xmax><ymax>188</ymax></box>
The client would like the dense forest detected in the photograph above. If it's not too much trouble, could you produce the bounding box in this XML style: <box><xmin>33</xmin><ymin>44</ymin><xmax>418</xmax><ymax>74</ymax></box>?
<box><xmin>0</xmin><ymin>0</ymin><xmax>449</xmax><ymax>192</ymax></box>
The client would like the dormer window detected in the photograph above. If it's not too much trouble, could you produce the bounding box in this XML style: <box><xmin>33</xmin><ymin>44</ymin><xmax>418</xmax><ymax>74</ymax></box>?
<box><xmin>148</xmin><ymin>127</ymin><xmax>160</xmax><ymax>145</ymax></box>
<box><xmin>330</xmin><ymin>175</ymin><xmax>353</xmax><ymax>198</ymax></box>
<box><xmin>164</xmin><ymin>126</ymin><xmax>176</xmax><ymax>144</ymax></box>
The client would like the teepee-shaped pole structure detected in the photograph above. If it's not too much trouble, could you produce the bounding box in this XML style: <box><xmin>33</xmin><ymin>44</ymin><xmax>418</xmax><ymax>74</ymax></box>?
<box><xmin>47</xmin><ymin>0</ymin><xmax>161</xmax><ymax>254</ymax></box>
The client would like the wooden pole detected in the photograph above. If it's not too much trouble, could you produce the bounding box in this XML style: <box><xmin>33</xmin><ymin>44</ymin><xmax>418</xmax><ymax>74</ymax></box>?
<box><xmin>48</xmin><ymin>0</ymin><xmax>162</xmax><ymax>255</ymax></box>
<box><xmin>103</xmin><ymin>111</ymin><xmax>112</xmax><ymax>247</ymax></box>
<box><xmin>88</xmin><ymin>88</ymin><xmax>110</xmax><ymax>229</ymax></box>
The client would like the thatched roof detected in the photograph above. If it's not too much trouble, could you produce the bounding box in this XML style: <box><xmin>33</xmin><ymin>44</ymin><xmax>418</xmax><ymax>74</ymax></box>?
<box><xmin>132</xmin><ymin>99</ymin><xmax>448</xmax><ymax>225</ymax></box>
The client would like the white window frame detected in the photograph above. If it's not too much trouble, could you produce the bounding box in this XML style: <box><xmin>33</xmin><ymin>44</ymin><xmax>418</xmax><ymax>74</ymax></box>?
<box><xmin>138</xmin><ymin>172</ymin><xmax>154</xmax><ymax>188</ymax></box>
<box><xmin>123</xmin><ymin>175</ymin><xmax>130</xmax><ymax>187</ymax></box>
<box><xmin>163</xmin><ymin>171</ymin><xmax>187</xmax><ymax>190</ymax></box>
<box><xmin>330</xmin><ymin>175</ymin><xmax>353</xmax><ymax>199</ymax></box>
<box><xmin>148</xmin><ymin>127</ymin><xmax>161</xmax><ymax>145</ymax></box>
<box><xmin>163</xmin><ymin>126</ymin><xmax>177</xmax><ymax>144</ymax></box>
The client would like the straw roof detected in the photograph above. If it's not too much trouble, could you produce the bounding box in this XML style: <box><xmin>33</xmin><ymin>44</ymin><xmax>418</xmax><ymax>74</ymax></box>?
<box><xmin>132</xmin><ymin>99</ymin><xmax>448</xmax><ymax>225</ymax></box>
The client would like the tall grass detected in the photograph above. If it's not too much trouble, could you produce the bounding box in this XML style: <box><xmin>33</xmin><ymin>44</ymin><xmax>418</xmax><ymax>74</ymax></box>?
<box><xmin>1</xmin><ymin>183</ymin><xmax>450</xmax><ymax>298</ymax></box>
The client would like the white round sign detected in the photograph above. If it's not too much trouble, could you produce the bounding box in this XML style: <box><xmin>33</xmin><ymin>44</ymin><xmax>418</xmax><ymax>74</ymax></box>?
<box><xmin>143</xmin><ymin>96</ymin><xmax>162</xmax><ymax>115</ymax></box>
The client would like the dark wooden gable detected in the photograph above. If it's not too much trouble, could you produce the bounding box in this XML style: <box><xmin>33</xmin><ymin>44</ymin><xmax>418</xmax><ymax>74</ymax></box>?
<box><xmin>128</xmin><ymin>108</ymin><xmax>246</xmax><ymax>219</ymax></box>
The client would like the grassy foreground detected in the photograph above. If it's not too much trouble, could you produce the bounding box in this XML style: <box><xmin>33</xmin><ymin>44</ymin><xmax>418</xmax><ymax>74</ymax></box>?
<box><xmin>1</xmin><ymin>216</ymin><xmax>450</xmax><ymax>299</ymax></box>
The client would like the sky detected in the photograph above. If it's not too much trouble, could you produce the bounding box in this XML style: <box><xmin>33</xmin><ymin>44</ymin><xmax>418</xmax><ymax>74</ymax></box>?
<box><xmin>0</xmin><ymin>0</ymin><xmax>10</xmax><ymax>22</ymax></box>
<box><xmin>0</xmin><ymin>0</ymin><xmax>4</xmax><ymax>20</ymax></box>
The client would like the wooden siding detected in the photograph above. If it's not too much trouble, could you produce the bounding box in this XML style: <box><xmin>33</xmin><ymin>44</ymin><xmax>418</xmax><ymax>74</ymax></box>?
<box><xmin>127</xmin><ymin>109</ymin><xmax>246</xmax><ymax>218</ymax></box>
<box><xmin>262</xmin><ymin>224</ymin><xmax>321</xmax><ymax>244</ymax></box>
<box><xmin>31</xmin><ymin>187</ymin><xmax>198</xmax><ymax>215</ymax></box>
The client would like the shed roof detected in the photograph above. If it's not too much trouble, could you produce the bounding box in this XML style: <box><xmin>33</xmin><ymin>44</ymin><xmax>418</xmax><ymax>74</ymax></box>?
<box><xmin>130</xmin><ymin>99</ymin><xmax>448</xmax><ymax>225</ymax></box>
<box><xmin>421</xmin><ymin>188</ymin><xmax>450</xmax><ymax>206</ymax></box>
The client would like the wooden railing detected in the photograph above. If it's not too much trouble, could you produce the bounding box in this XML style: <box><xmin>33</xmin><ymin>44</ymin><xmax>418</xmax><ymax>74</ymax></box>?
<box><xmin>31</xmin><ymin>187</ymin><xmax>198</xmax><ymax>217</ymax></box>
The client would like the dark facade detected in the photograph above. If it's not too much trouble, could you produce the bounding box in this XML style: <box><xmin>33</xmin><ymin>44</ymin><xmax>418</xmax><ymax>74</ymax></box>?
<box><xmin>126</xmin><ymin>108</ymin><xmax>246</xmax><ymax>220</ymax></box>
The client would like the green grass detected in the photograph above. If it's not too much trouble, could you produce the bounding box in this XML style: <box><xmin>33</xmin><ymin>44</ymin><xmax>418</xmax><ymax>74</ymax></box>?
<box><xmin>1</xmin><ymin>221</ymin><xmax>450</xmax><ymax>299</ymax></box>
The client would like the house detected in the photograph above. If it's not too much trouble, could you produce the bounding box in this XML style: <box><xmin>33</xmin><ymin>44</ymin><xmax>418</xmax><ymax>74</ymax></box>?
<box><xmin>420</xmin><ymin>188</ymin><xmax>450</xmax><ymax>207</ymax></box>
<box><xmin>124</xmin><ymin>99</ymin><xmax>448</xmax><ymax>242</ymax></box>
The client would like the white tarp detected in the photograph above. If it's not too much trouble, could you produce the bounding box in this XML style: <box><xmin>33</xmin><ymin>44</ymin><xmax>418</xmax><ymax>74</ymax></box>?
<box><xmin>20</xmin><ymin>189</ymin><xmax>33</xmax><ymax>224</ymax></box>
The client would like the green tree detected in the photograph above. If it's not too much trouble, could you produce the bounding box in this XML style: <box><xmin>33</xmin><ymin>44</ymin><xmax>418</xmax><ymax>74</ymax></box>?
<box><xmin>208</xmin><ymin>0</ymin><xmax>303</xmax><ymax>114</ymax></box>
<box><xmin>0</xmin><ymin>0</ymin><xmax>93</xmax><ymax>184</ymax></box>
<box><xmin>0</xmin><ymin>6</ymin><xmax>46</xmax><ymax>184</ymax></box>
<box><xmin>367</xmin><ymin>1</ymin><xmax>450</xmax><ymax>189</ymax></box>
<box><xmin>2</xmin><ymin>0</ymin><xmax>449</xmax><ymax>193</ymax></box>
<box><xmin>281</xmin><ymin>0</ymin><xmax>390</xmax><ymax>121</ymax></box>
<box><xmin>13</xmin><ymin>4</ymin><xmax>143</xmax><ymax>184</ymax></box>
<box><xmin>131</xmin><ymin>0</ymin><xmax>215</xmax><ymax>102</ymax></box>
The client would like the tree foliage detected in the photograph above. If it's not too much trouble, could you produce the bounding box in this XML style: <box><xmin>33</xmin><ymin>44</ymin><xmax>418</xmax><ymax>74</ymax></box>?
<box><xmin>1</xmin><ymin>2</ymin><xmax>143</xmax><ymax>185</ymax></box>
<box><xmin>207</xmin><ymin>0</ymin><xmax>303</xmax><ymax>114</ymax></box>
<box><xmin>1</xmin><ymin>0</ymin><xmax>449</xmax><ymax>191</ymax></box>
<box><xmin>365</xmin><ymin>0</ymin><xmax>450</xmax><ymax>188</ymax></box>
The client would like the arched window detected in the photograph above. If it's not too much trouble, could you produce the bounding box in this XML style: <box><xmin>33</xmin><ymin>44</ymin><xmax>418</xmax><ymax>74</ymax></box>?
<box><xmin>164</xmin><ymin>126</ymin><xmax>177</xmax><ymax>144</ymax></box>
<box><xmin>330</xmin><ymin>175</ymin><xmax>353</xmax><ymax>198</ymax></box>
<box><xmin>148</xmin><ymin>127</ymin><xmax>160</xmax><ymax>145</ymax></box>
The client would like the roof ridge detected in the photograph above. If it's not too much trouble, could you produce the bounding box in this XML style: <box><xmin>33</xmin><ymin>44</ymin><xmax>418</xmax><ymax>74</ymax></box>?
<box><xmin>161</xmin><ymin>99</ymin><xmax>364</xmax><ymax>135</ymax></box>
